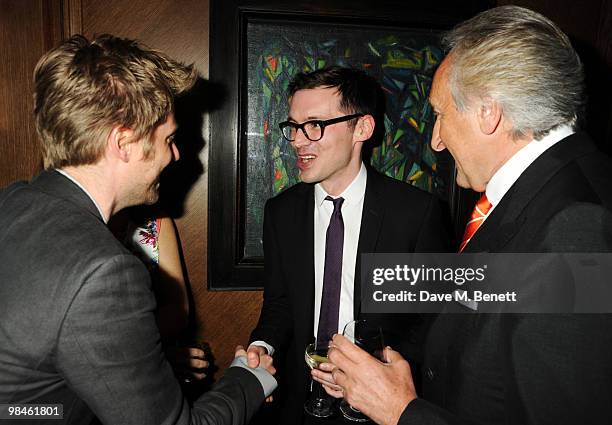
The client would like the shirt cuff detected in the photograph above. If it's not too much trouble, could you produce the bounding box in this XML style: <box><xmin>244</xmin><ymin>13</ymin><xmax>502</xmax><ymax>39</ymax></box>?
<box><xmin>230</xmin><ymin>356</ymin><xmax>277</xmax><ymax>397</ymax></box>
<box><xmin>249</xmin><ymin>341</ymin><xmax>275</xmax><ymax>356</ymax></box>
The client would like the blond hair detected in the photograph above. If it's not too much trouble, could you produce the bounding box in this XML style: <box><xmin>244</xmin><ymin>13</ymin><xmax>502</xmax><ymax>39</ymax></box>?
<box><xmin>443</xmin><ymin>6</ymin><xmax>584</xmax><ymax>139</ymax></box>
<box><xmin>34</xmin><ymin>34</ymin><xmax>197</xmax><ymax>169</ymax></box>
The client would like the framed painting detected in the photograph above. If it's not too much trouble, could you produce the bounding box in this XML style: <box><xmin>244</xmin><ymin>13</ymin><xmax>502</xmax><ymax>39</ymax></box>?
<box><xmin>209</xmin><ymin>0</ymin><xmax>491</xmax><ymax>290</ymax></box>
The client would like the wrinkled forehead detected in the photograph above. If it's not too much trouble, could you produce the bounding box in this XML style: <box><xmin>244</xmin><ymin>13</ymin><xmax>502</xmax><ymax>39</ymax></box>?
<box><xmin>429</xmin><ymin>58</ymin><xmax>453</xmax><ymax>108</ymax></box>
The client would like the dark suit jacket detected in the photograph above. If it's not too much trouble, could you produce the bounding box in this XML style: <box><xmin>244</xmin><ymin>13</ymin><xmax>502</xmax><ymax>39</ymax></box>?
<box><xmin>0</xmin><ymin>170</ymin><xmax>265</xmax><ymax>425</ymax></box>
<box><xmin>402</xmin><ymin>133</ymin><xmax>612</xmax><ymax>424</ymax></box>
<box><xmin>250</xmin><ymin>167</ymin><xmax>452</xmax><ymax>424</ymax></box>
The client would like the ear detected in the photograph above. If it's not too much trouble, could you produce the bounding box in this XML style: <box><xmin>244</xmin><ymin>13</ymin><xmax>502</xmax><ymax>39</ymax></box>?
<box><xmin>107</xmin><ymin>126</ymin><xmax>136</xmax><ymax>163</ymax></box>
<box><xmin>352</xmin><ymin>114</ymin><xmax>375</xmax><ymax>143</ymax></box>
<box><xmin>477</xmin><ymin>97</ymin><xmax>502</xmax><ymax>135</ymax></box>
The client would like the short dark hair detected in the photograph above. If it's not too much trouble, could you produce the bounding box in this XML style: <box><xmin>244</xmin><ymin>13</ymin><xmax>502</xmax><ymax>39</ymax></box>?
<box><xmin>288</xmin><ymin>66</ymin><xmax>382</xmax><ymax>119</ymax></box>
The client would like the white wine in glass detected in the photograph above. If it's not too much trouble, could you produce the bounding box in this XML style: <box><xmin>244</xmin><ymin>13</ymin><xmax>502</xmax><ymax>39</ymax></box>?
<box><xmin>304</xmin><ymin>342</ymin><xmax>335</xmax><ymax>418</ymax></box>
<box><xmin>305</xmin><ymin>346</ymin><xmax>329</xmax><ymax>370</ymax></box>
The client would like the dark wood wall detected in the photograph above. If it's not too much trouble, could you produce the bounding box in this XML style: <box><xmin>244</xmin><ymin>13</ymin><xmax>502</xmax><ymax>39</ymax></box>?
<box><xmin>0</xmin><ymin>0</ymin><xmax>610</xmax><ymax>372</ymax></box>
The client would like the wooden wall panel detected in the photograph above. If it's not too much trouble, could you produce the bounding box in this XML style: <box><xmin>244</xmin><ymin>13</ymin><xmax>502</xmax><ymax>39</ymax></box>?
<box><xmin>79</xmin><ymin>0</ymin><xmax>263</xmax><ymax>372</ymax></box>
<box><xmin>0</xmin><ymin>0</ymin><xmax>61</xmax><ymax>188</ymax></box>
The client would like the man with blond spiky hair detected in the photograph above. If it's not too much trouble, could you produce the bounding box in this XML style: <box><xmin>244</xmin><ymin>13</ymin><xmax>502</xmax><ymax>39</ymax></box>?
<box><xmin>0</xmin><ymin>35</ymin><xmax>275</xmax><ymax>425</ymax></box>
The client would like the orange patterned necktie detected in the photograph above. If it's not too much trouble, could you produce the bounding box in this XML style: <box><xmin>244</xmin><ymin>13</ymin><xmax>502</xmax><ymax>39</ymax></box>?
<box><xmin>459</xmin><ymin>194</ymin><xmax>493</xmax><ymax>253</ymax></box>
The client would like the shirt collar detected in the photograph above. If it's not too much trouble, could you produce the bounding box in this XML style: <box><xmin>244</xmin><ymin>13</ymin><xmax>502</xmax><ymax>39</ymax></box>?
<box><xmin>486</xmin><ymin>125</ymin><xmax>574</xmax><ymax>209</ymax></box>
<box><xmin>314</xmin><ymin>162</ymin><xmax>367</xmax><ymax>207</ymax></box>
<box><xmin>55</xmin><ymin>168</ymin><xmax>108</xmax><ymax>223</ymax></box>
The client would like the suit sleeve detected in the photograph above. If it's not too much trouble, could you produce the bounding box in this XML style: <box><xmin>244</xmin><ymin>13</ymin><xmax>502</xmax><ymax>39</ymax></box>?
<box><xmin>249</xmin><ymin>200</ymin><xmax>293</xmax><ymax>351</ymax></box>
<box><xmin>399</xmin><ymin>399</ymin><xmax>476</xmax><ymax>425</ymax></box>
<box><xmin>55</xmin><ymin>254</ymin><xmax>264</xmax><ymax>425</ymax></box>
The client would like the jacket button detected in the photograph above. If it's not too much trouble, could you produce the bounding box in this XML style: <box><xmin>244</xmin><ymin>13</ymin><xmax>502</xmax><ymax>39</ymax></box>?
<box><xmin>426</xmin><ymin>368</ymin><xmax>435</xmax><ymax>380</ymax></box>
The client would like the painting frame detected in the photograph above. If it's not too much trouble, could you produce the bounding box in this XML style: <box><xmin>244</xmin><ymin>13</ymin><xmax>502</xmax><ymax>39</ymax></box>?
<box><xmin>208</xmin><ymin>0</ymin><xmax>490</xmax><ymax>290</ymax></box>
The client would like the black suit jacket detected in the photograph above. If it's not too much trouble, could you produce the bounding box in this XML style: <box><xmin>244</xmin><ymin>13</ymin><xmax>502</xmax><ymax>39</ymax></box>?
<box><xmin>250</xmin><ymin>167</ymin><xmax>452</xmax><ymax>424</ymax></box>
<box><xmin>402</xmin><ymin>133</ymin><xmax>612</xmax><ymax>424</ymax></box>
<box><xmin>0</xmin><ymin>171</ymin><xmax>265</xmax><ymax>425</ymax></box>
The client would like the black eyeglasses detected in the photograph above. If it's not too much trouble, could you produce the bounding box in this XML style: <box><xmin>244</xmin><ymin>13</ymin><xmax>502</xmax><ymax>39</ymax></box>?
<box><xmin>278</xmin><ymin>113</ymin><xmax>364</xmax><ymax>142</ymax></box>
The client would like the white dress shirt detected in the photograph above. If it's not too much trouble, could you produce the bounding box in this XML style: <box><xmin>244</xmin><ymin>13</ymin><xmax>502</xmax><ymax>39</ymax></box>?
<box><xmin>484</xmin><ymin>125</ymin><xmax>575</xmax><ymax>216</ymax></box>
<box><xmin>313</xmin><ymin>162</ymin><xmax>367</xmax><ymax>340</ymax></box>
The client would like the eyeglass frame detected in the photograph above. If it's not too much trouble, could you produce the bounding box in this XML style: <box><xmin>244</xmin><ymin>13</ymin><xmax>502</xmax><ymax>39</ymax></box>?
<box><xmin>278</xmin><ymin>113</ymin><xmax>364</xmax><ymax>142</ymax></box>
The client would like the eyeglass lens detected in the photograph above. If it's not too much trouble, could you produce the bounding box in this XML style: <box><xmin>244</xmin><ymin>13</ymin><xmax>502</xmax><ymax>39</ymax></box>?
<box><xmin>282</xmin><ymin>122</ymin><xmax>323</xmax><ymax>142</ymax></box>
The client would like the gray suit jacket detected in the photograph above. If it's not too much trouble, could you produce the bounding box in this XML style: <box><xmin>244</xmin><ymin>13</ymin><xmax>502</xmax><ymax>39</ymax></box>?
<box><xmin>0</xmin><ymin>170</ymin><xmax>264</xmax><ymax>424</ymax></box>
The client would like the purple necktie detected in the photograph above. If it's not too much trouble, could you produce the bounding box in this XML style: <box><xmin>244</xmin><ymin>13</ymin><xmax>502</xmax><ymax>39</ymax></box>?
<box><xmin>316</xmin><ymin>196</ymin><xmax>344</xmax><ymax>348</ymax></box>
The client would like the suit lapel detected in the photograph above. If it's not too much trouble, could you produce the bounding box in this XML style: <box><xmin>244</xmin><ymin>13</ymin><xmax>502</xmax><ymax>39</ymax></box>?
<box><xmin>466</xmin><ymin>133</ymin><xmax>597</xmax><ymax>252</ymax></box>
<box><xmin>354</xmin><ymin>169</ymin><xmax>385</xmax><ymax>316</ymax></box>
<box><xmin>292</xmin><ymin>184</ymin><xmax>316</xmax><ymax>342</ymax></box>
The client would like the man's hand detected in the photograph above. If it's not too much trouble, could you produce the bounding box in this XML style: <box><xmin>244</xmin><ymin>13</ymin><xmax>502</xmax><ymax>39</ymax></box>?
<box><xmin>312</xmin><ymin>362</ymin><xmax>344</xmax><ymax>398</ymax></box>
<box><xmin>236</xmin><ymin>345</ymin><xmax>275</xmax><ymax>374</ymax></box>
<box><xmin>327</xmin><ymin>334</ymin><xmax>417</xmax><ymax>425</ymax></box>
<box><xmin>165</xmin><ymin>346</ymin><xmax>208</xmax><ymax>381</ymax></box>
<box><xmin>246</xmin><ymin>344</ymin><xmax>268</xmax><ymax>368</ymax></box>
<box><xmin>239</xmin><ymin>345</ymin><xmax>276</xmax><ymax>402</ymax></box>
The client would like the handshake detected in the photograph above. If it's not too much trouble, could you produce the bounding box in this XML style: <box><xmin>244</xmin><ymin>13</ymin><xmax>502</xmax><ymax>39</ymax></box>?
<box><xmin>239</xmin><ymin>345</ymin><xmax>275</xmax><ymax>375</ymax></box>
<box><xmin>243</xmin><ymin>345</ymin><xmax>276</xmax><ymax>402</ymax></box>
<box><xmin>165</xmin><ymin>343</ymin><xmax>276</xmax><ymax>384</ymax></box>
<box><xmin>243</xmin><ymin>336</ymin><xmax>416</xmax><ymax>425</ymax></box>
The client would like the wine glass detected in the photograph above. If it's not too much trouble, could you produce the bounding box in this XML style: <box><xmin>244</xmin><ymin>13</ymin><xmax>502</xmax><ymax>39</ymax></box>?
<box><xmin>304</xmin><ymin>341</ymin><xmax>335</xmax><ymax>417</ymax></box>
<box><xmin>339</xmin><ymin>320</ymin><xmax>385</xmax><ymax>422</ymax></box>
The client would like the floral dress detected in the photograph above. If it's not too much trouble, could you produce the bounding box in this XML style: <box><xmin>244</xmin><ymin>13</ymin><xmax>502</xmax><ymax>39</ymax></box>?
<box><xmin>124</xmin><ymin>217</ymin><xmax>161</xmax><ymax>275</ymax></box>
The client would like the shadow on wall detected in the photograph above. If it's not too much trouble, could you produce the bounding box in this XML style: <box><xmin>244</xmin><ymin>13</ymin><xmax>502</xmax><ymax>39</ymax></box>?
<box><xmin>158</xmin><ymin>77</ymin><xmax>227</xmax><ymax>218</ymax></box>
<box><xmin>573</xmin><ymin>37</ymin><xmax>612</xmax><ymax>155</ymax></box>
<box><xmin>154</xmin><ymin>77</ymin><xmax>227</xmax><ymax>395</ymax></box>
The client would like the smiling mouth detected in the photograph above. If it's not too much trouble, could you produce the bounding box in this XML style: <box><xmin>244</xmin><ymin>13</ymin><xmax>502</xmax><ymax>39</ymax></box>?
<box><xmin>298</xmin><ymin>154</ymin><xmax>316</xmax><ymax>163</ymax></box>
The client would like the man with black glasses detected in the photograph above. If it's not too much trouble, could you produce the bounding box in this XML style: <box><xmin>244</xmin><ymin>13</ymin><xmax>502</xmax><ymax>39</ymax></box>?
<box><xmin>245</xmin><ymin>66</ymin><xmax>451</xmax><ymax>424</ymax></box>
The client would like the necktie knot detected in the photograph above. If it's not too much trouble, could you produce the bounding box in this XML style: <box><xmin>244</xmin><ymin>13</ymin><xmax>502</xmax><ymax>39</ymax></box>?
<box><xmin>325</xmin><ymin>196</ymin><xmax>344</xmax><ymax>213</ymax></box>
<box><xmin>473</xmin><ymin>194</ymin><xmax>492</xmax><ymax>218</ymax></box>
<box><xmin>459</xmin><ymin>194</ymin><xmax>492</xmax><ymax>253</ymax></box>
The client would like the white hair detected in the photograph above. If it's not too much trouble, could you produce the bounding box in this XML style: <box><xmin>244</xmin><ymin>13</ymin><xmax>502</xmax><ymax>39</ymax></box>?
<box><xmin>443</xmin><ymin>6</ymin><xmax>584</xmax><ymax>139</ymax></box>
